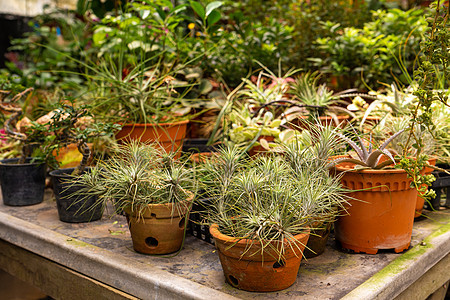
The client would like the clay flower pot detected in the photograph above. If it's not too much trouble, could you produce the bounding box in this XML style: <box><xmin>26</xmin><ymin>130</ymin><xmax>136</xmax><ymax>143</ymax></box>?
<box><xmin>123</xmin><ymin>195</ymin><xmax>193</xmax><ymax>255</ymax></box>
<box><xmin>248</xmin><ymin>136</ymin><xmax>275</xmax><ymax>157</ymax></box>
<box><xmin>415</xmin><ymin>157</ymin><xmax>437</xmax><ymax>218</ymax></box>
<box><xmin>115</xmin><ymin>120</ymin><xmax>189</xmax><ymax>158</ymax></box>
<box><xmin>210</xmin><ymin>224</ymin><xmax>310</xmax><ymax>292</ymax></box>
<box><xmin>332</xmin><ymin>162</ymin><xmax>417</xmax><ymax>254</ymax></box>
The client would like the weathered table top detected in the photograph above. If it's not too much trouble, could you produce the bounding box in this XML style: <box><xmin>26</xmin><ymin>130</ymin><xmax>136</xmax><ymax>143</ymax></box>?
<box><xmin>0</xmin><ymin>190</ymin><xmax>449</xmax><ymax>300</ymax></box>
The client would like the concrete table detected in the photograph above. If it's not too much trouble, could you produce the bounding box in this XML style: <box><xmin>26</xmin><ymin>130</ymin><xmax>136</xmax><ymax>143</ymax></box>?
<box><xmin>0</xmin><ymin>190</ymin><xmax>449</xmax><ymax>300</ymax></box>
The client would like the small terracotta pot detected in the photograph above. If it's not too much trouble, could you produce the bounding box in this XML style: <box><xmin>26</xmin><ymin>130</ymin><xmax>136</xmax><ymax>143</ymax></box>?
<box><xmin>415</xmin><ymin>157</ymin><xmax>437</xmax><ymax>218</ymax></box>
<box><xmin>332</xmin><ymin>162</ymin><xmax>417</xmax><ymax>254</ymax></box>
<box><xmin>248</xmin><ymin>136</ymin><xmax>275</xmax><ymax>157</ymax></box>
<box><xmin>124</xmin><ymin>194</ymin><xmax>193</xmax><ymax>255</ymax></box>
<box><xmin>190</xmin><ymin>152</ymin><xmax>218</xmax><ymax>164</ymax></box>
<box><xmin>115</xmin><ymin>120</ymin><xmax>189</xmax><ymax>158</ymax></box>
<box><xmin>210</xmin><ymin>224</ymin><xmax>310</xmax><ymax>292</ymax></box>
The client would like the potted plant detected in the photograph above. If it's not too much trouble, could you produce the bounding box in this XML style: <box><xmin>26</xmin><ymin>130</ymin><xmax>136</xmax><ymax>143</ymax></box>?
<box><xmin>0</xmin><ymin>87</ymin><xmax>52</xmax><ymax>206</ymax></box>
<box><xmin>71</xmin><ymin>142</ymin><xmax>195</xmax><ymax>255</ymax></box>
<box><xmin>198</xmin><ymin>145</ymin><xmax>349</xmax><ymax>291</ymax></box>
<box><xmin>278</xmin><ymin>122</ymin><xmax>349</xmax><ymax>258</ymax></box>
<box><xmin>82</xmin><ymin>1</ymin><xmax>224</xmax><ymax>157</ymax></box>
<box><xmin>46</xmin><ymin>103</ymin><xmax>120</xmax><ymax>223</ymax></box>
<box><xmin>227</xmin><ymin>105</ymin><xmax>283</xmax><ymax>156</ymax></box>
<box><xmin>328</xmin><ymin>129</ymin><xmax>425</xmax><ymax>254</ymax></box>
<box><xmin>285</xmin><ymin>71</ymin><xmax>356</xmax><ymax>128</ymax></box>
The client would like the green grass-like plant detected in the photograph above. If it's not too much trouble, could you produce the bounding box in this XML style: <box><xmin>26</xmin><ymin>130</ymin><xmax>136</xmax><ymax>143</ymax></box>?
<box><xmin>197</xmin><ymin>145</ymin><xmax>350</xmax><ymax>260</ymax></box>
<box><xmin>69</xmin><ymin>141</ymin><xmax>195</xmax><ymax>218</ymax></box>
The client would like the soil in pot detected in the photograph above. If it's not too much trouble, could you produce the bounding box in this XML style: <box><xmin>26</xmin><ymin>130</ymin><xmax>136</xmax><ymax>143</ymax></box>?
<box><xmin>124</xmin><ymin>196</ymin><xmax>193</xmax><ymax>255</ymax></box>
<box><xmin>0</xmin><ymin>158</ymin><xmax>46</xmax><ymax>206</ymax></box>
<box><xmin>210</xmin><ymin>224</ymin><xmax>310</xmax><ymax>292</ymax></box>
<box><xmin>333</xmin><ymin>162</ymin><xmax>417</xmax><ymax>254</ymax></box>
<box><xmin>50</xmin><ymin>168</ymin><xmax>103</xmax><ymax>223</ymax></box>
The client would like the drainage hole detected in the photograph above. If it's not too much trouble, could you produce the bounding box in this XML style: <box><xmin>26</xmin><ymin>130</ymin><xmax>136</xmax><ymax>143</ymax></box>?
<box><xmin>273</xmin><ymin>260</ymin><xmax>286</xmax><ymax>269</ymax></box>
<box><xmin>228</xmin><ymin>275</ymin><xmax>239</xmax><ymax>287</ymax></box>
<box><xmin>145</xmin><ymin>237</ymin><xmax>158</xmax><ymax>248</ymax></box>
<box><xmin>179</xmin><ymin>217</ymin><xmax>186</xmax><ymax>228</ymax></box>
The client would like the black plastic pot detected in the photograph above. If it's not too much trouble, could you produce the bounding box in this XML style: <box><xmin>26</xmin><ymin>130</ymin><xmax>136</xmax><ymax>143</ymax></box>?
<box><xmin>0</xmin><ymin>158</ymin><xmax>46</xmax><ymax>206</ymax></box>
<box><xmin>303</xmin><ymin>222</ymin><xmax>332</xmax><ymax>258</ymax></box>
<box><xmin>188</xmin><ymin>197</ymin><xmax>214</xmax><ymax>244</ymax></box>
<box><xmin>426</xmin><ymin>164</ymin><xmax>450</xmax><ymax>210</ymax></box>
<box><xmin>182</xmin><ymin>138</ymin><xmax>217</xmax><ymax>154</ymax></box>
<box><xmin>49</xmin><ymin>168</ymin><xmax>103</xmax><ymax>223</ymax></box>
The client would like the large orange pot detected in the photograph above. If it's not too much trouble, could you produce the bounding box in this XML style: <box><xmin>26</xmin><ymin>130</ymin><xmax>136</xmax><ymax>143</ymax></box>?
<box><xmin>415</xmin><ymin>157</ymin><xmax>437</xmax><ymax>218</ymax></box>
<box><xmin>332</xmin><ymin>162</ymin><xmax>417</xmax><ymax>254</ymax></box>
<box><xmin>115</xmin><ymin>120</ymin><xmax>189</xmax><ymax>158</ymax></box>
<box><xmin>210</xmin><ymin>224</ymin><xmax>310</xmax><ymax>292</ymax></box>
<box><xmin>124</xmin><ymin>194</ymin><xmax>193</xmax><ymax>255</ymax></box>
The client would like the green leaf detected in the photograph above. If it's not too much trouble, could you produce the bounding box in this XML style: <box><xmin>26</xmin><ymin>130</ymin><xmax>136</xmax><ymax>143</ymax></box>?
<box><xmin>207</xmin><ymin>10</ymin><xmax>221</xmax><ymax>26</ymax></box>
<box><xmin>198</xmin><ymin>79</ymin><xmax>213</xmax><ymax>95</ymax></box>
<box><xmin>205</xmin><ymin>1</ymin><xmax>222</xmax><ymax>17</ymax></box>
<box><xmin>171</xmin><ymin>4</ymin><xmax>187</xmax><ymax>15</ymax></box>
<box><xmin>190</xmin><ymin>1</ymin><xmax>205</xmax><ymax>20</ymax></box>
<box><xmin>92</xmin><ymin>31</ymin><xmax>106</xmax><ymax>45</ymax></box>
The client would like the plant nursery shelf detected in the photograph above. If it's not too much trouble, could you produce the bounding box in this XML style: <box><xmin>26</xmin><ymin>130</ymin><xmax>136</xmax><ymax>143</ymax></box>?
<box><xmin>0</xmin><ymin>190</ymin><xmax>448</xmax><ymax>300</ymax></box>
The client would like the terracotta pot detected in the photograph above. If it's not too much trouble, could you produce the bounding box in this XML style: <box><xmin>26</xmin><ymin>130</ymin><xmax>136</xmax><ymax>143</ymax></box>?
<box><xmin>210</xmin><ymin>224</ymin><xmax>310</xmax><ymax>292</ymax></box>
<box><xmin>190</xmin><ymin>152</ymin><xmax>218</xmax><ymax>164</ymax></box>
<box><xmin>248</xmin><ymin>136</ymin><xmax>275</xmax><ymax>157</ymax></box>
<box><xmin>332</xmin><ymin>162</ymin><xmax>417</xmax><ymax>254</ymax></box>
<box><xmin>115</xmin><ymin>120</ymin><xmax>189</xmax><ymax>158</ymax></box>
<box><xmin>415</xmin><ymin>157</ymin><xmax>437</xmax><ymax>218</ymax></box>
<box><xmin>124</xmin><ymin>194</ymin><xmax>193</xmax><ymax>255</ymax></box>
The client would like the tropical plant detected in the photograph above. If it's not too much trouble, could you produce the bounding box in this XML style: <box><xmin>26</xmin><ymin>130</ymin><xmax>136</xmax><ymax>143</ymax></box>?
<box><xmin>5</xmin><ymin>6</ymin><xmax>93</xmax><ymax>90</ymax></box>
<box><xmin>311</xmin><ymin>7</ymin><xmax>427</xmax><ymax>90</ymax></box>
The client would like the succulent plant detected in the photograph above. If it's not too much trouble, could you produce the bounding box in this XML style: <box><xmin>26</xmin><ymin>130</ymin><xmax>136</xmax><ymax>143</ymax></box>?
<box><xmin>328</xmin><ymin>129</ymin><xmax>405</xmax><ymax>169</ymax></box>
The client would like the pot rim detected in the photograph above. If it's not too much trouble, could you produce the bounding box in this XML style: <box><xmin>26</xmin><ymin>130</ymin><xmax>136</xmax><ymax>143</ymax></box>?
<box><xmin>0</xmin><ymin>157</ymin><xmax>44</xmax><ymax>167</ymax></box>
<box><xmin>123</xmin><ymin>191</ymin><xmax>194</xmax><ymax>217</ymax></box>
<box><xmin>333</xmin><ymin>162</ymin><xmax>408</xmax><ymax>174</ymax></box>
<box><xmin>210</xmin><ymin>223</ymin><xmax>310</xmax><ymax>246</ymax></box>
